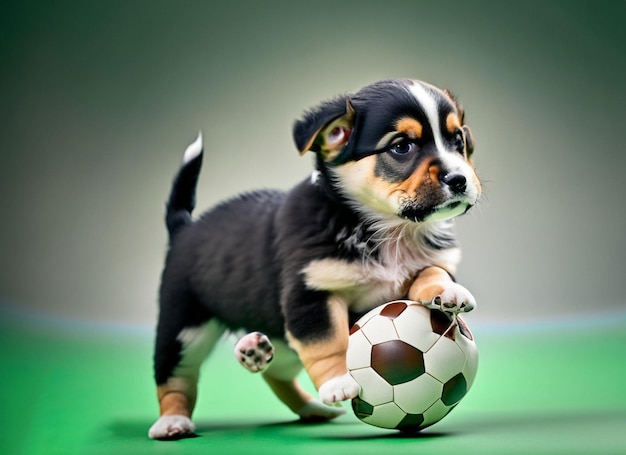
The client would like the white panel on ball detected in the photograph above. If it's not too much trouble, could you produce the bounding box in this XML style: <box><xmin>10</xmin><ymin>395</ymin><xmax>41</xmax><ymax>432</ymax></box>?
<box><xmin>350</xmin><ymin>367</ymin><xmax>394</xmax><ymax>406</ymax></box>
<box><xmin>363</xmin><ymin>401</ymin><xmax>406</xmax><ymax>429</ymax></box>
<box><xmin>346</xmin><ymin>330</ymin><xmax>373</xmax><ymax>370</ymax></box>
<box><xmin>423</xmin><ymin>336</ymin><xmax>466</xmax><ymax>383</ymax></box>
<box><xmin>393</xmin><ymin>374</ymin><xmax>443</xmax><ymax>414</ymax></box>
<box><xmin>392</xmin><ymin>304</ymin><xmax>441</xmax><ymax>351</ymax></box>
<box><xmin>360</xmin><ymin>315</ymin><xmax>398</xmax><ymax>345</ymax></box>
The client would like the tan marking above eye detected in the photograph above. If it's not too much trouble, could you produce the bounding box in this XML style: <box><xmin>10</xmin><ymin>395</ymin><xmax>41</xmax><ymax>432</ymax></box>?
<box><xmin>395</xmin><ymin>117</ymin><xmax>423</xmax><ymax>139</ymax></box>
<box><xmin>446</xmin><ymin>112</ymin><xmax>461</xmax><ymax>134</ymax></box>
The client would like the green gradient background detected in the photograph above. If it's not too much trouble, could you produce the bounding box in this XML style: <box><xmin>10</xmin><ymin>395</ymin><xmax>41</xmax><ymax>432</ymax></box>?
<box><xmin>1</xmin><ymin>0</ymin><xmax>625</xmax><ymax>326</ymax></box>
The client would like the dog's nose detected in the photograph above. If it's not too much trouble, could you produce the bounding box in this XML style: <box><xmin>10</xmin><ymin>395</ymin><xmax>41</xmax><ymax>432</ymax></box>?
<box><xmin>441</xmin><ymin>173</ymin><xmax>467</xmax><ymax>194</ymax></box>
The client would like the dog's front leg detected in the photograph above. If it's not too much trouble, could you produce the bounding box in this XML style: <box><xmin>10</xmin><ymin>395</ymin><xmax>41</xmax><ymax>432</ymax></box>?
<box><xmin>408</xmin><ymin>266</ymin><xmax>476</xmax><ymax>313</ymax></box>
<box><xmin>286</xmin><ymin>295</ymin><xmax>360</xmax><ymax>405</ymax></box>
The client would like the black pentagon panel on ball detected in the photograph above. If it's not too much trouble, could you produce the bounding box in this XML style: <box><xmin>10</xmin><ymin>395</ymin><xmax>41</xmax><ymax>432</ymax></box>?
<box><xmin>379</xmin><ymin>301</ymin><xmax>408</xmax><ymax>319</ymax></box>
<box><xmin>442</xmin><ymin>373</ymin><xmax>467</xmax><ymax>406</ymax></box>
<box><xmin>352</xmin><ymin>396</ymin><xmax>375</xmax><ymax>418</ymax></box>
<box><xmin>371</xmin><ymin>340</ymin><xmax>425</xmax><ymax>385</ymax></box>
<box><xmin>396</xmin><ymin>412</ymin><xmax>425</xmax><ymax>433</ymax></box>
<box><xmin>430</xmin><ymin>309</ymin><xmax>455</xmax><ymax>341</ymax></box>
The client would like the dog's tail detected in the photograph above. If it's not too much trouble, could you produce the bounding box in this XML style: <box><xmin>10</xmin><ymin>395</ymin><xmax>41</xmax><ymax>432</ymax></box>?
<box><xmin>165</xmin><ymin>131</ymin><xmax>203</xmax><ymax>240</ymax></box>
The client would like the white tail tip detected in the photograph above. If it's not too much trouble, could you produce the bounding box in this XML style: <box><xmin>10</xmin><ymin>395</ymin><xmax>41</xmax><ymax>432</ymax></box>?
<box><xmin>182</xmin><ymin>131</ymin><xmax>203</xmax><ymax>164</ymax></box>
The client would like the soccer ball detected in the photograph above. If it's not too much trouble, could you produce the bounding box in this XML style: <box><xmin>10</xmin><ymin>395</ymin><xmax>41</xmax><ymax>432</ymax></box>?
<box><xmin>347</xmin><ymin>300</ymin><xmax>478</xmax><ymax>432</ymax></box>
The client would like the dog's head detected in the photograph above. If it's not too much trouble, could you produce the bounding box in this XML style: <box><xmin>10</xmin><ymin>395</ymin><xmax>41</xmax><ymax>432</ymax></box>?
<box><xmin>294</xmin><ymin>79</ymin><xmax>481</xmax><ymax>223</ymax></box>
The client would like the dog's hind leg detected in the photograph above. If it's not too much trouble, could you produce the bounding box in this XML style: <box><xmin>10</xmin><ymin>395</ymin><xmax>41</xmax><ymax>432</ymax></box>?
<box><xmin>260</xmin><ymin>339</ymin><xmax>346</xmax><ymax>421</ymax></box>
<box><xmin>150</xmin><ymin>317</ymin><xmax>225</xmax><ymax>439</ymax></box>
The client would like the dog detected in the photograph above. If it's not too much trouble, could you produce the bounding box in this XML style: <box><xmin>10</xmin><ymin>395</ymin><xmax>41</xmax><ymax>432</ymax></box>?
<box><xmin>148</xmin><ymin>78</ymin><xmax>481</xmax><ymax>439</ymax></box>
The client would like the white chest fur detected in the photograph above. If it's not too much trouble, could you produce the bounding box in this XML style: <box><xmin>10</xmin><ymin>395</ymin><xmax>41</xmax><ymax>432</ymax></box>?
<box><xmin>301</xmin><ymin>220</ymin><xmax>460</xmax><ymax>313</ymax></box>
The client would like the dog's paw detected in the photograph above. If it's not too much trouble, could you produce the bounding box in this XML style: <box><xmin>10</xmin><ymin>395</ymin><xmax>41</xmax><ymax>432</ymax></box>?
<box><xmin>234</xmin><ymin>331</ymin><xmax>274</xmax><ymax>373</ymax></box>
<box><xmin>297</xmin><ymin>398</ymin><xmax>347</xmax><ymax>421</ymax></box>
<box><xmin>318</xmin><ymin>373</ymin><xmax>360</xmax><ymax>405</ymax></box>
<box><xmin>148</xmin><ymin>415</ymin><xmax>195</xmax><ymax>440</ymax></box>
<box><xmin>421</xmin><ymin>283</ymin><xmax>476</xmax><ymax>314</ymax></box>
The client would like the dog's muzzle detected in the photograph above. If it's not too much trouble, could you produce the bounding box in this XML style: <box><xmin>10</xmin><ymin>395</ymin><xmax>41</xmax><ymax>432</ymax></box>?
<box><xmin>399</xmin><ymin>170</ymin><xmax>476</xmax><ymax>223</ymax></box>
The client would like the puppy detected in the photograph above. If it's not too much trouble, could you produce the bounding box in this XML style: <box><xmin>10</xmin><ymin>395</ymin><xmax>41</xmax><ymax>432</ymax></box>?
<box><xmin>149</xmin><ymin>79</ymin><xmax>481</xmax><ymax>439</ymax></box>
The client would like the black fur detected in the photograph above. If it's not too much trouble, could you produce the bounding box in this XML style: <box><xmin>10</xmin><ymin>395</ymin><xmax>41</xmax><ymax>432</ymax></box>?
<box><xmin>165</xmin><ymin>150</ymin><xmax>203</xmax><ymax>239</ymax></box>
<box><xmin>154</xmin><ymin>168</ymin><xmax>379</xmax><ymax>382</ymax></box>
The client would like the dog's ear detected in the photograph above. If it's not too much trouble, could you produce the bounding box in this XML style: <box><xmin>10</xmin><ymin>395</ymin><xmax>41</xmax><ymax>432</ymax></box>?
<box><xmin>461</xmin><ymin>125</ymin><xmax>474</xmax><ymax>156</ymax></box>
<box><xmin>445</xmin><ymin>89</ymin><xmax>475</xmax><ymax>157</ymax></box>
<box><xmin>293</xmin><ymin>97</ymin><xmax>355</xmax><ymax>161</ymax></box>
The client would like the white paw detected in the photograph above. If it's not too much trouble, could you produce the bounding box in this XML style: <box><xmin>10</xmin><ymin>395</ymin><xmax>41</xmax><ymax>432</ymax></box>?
<box><xmin>318</xmin><ymin>373</ymin><xmax>360</xmax><ymax>405</ymax></box>
<box><xmin>422</xmin><ymin>283</ymin><xmax>476</xmax><ymax>314</ymax></box>
<box><xmin>234</xmin><ymin>332</ymin><xmax>274</xmax><ymax>373</ymax></box>
<box><xmin>297</xmin><ymin>398</ymin><xmax>346</xmax><ymax>421</ymax></box>
<box><xmin>148</xmin><ymin>415</ymin><xmax>195</xmax><ymax>440</ymax></box>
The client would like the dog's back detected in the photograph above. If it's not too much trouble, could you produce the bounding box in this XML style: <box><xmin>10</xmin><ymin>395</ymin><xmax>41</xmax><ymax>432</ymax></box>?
<box><xmin>161</xmin><ymin>182</ymin><xmax>288</xmax><ymax>339</ymax></box>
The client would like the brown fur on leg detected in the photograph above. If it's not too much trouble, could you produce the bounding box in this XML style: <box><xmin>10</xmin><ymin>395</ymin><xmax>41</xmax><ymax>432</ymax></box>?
<box><xmin>258</xmin><ymin>336</ymin><xmax>347</xmax><ymax>419</ymax></box>
<box><xmin>287</xmin><ymin>296</ymin><xmax>349</xmax><ymax>390</ymax></box>
<box><xmin>259</xmin><ymin>339</ymin><xmax>312</xmax><ymax>413</ymax></box>
<box><xmin>149</xmin><ymin>382</ymin><xmax>196</xmax><ymax>439</ymax></box>
<box><xmin>298</xmin><ymin>343</ymin><xmax>349</xmax><ymax>391</ymax></box>
<box><xmin>157</xmin><ymin>379</ymin><xmax>196</xmax><ymax>418</ymax></box>
<box><xmin>408</xmin><ymin>266</ymin><xmax>454</xmax><ymax>302</ymax></box>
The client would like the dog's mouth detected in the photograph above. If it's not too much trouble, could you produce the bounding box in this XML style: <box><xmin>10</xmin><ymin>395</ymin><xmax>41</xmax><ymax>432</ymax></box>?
<box><xmin>428</xmin><ymin>200</ymin><xmax>471</xmax><ymax>221</ymax></box>
<box><xmin>400</xmin><ymin>199</ymin><xmax>471</xmax><ymax>223</ymax></box>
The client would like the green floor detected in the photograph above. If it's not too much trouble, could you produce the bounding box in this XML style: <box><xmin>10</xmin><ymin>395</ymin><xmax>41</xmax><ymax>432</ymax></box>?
<box><xmin>1</xmin><ymin>314</ymin><xmax>625</xmax><ymax>455</ymax></box>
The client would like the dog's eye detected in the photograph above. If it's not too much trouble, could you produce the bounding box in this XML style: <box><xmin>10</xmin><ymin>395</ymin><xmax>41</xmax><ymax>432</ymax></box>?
<box><xmin>389</xmin><ymin>141</ymin><xmax>417</xmax><ymax>156</ymax></box>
